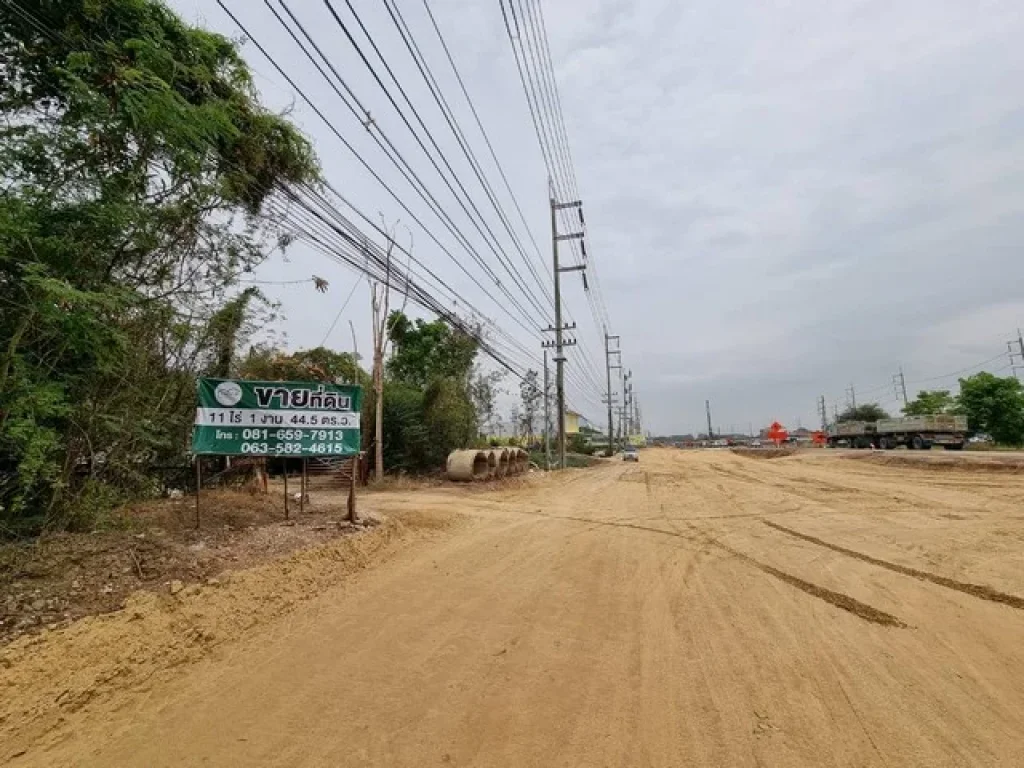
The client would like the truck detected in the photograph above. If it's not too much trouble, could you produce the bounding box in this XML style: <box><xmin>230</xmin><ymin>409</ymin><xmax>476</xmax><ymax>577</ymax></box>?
<box><xmin>827</xmin><ymin>415</ymin><xmax>968</xmax><ymax>450</ymax></box>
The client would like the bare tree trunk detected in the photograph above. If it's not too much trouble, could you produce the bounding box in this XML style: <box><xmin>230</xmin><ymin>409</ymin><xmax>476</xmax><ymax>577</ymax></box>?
<box><xmin>373</xmin><ymin>346</ymin><xmax>384</xmax><ymax>480</ymax></box>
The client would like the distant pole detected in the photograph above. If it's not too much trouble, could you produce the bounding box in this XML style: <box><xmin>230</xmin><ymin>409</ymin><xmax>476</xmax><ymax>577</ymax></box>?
<box><xmin>819</xmin><ymin>395</ymin><xmax>828</xmax><ymax>431</ymax></box>
<box><xmin>705</xmin><ymin>399</ymin><xmax>714</xmax><ymax>439</ymax></box>
<box><xmin>604</xmin><ymin>330</ymin><xmax>621</xmax><ymax>457</ymax></box>
<box><xmin>898</xmin><ymin>367</ymin><xmax>908</xmax><ymax>404</ymax></box>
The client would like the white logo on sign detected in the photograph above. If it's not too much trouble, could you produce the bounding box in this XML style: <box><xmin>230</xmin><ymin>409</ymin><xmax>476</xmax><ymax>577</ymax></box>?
<box><xmin>214</xmin><ymin>381</ymin><xmax>243</xmax><ymax>406</ymax></box>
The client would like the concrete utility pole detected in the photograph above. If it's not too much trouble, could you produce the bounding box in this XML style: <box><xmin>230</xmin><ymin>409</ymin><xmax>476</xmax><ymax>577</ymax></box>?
<box><xmin>819</xmin><ymin>395</ymin><xmax>828</xmax><ymax>431</ymax></box>
<box><xmin>847</xmin><ymin>384</ymin><xmax>857</xmax><ymax>412</ymax></box>
<box><xmin>604</xmin><ymin>331</ymin><xmax>621</xmax><ymax>457</ymax></box>
<box><xmin>622</xmin><ymin>380</ymin><xmax>630</xmax><ymax>436</ymax></box>
<box><xmin>546</xmin><ymin>192</ymin><xmax>585</xmax><ymax>469</ymax></box>
<box><xmin>543</xmin><ymin>349</ymin><xmax>551</xmax><ymax>470</ymax></box>
<box><xmin>622</xmin><ymin>369</ymin><xmax>632</xmax><ymax>440</ymax></box>
<box><xmin>705</xmin><ymin>399</ymin><xmax>714</xmax><ymax>440</ymax></box>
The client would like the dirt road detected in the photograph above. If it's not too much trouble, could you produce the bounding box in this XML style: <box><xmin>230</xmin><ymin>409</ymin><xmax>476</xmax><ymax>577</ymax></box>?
<box><xmin>7</xmin><ymin>449</ymin><xmax>1024</xmax><ymax>766</ymax></box>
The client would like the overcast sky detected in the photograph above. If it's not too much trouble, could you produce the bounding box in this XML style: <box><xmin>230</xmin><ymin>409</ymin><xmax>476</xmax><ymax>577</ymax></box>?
<box><xmin>170</xmin><ymin>0</ymin><xmax>1024</xmax><ymax>436</ymax></box>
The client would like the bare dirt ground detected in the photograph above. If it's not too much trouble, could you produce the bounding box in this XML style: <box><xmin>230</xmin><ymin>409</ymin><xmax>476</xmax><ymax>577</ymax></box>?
<box><xmin>0</xmin><ymin>485</ymin><xmax>377</xmax><ymax>645</ymax></box>
<box><xmin>5</xmin><ymin>448</ymin><xmax>1024</xmax><ymax>767</ymax></box>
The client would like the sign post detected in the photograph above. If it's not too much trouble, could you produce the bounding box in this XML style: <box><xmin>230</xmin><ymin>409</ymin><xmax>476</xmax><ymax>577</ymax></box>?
<box><xmin>191</xmin><ymin>378</ymin><xmax>362</xmax><ymax>524</ymax></box>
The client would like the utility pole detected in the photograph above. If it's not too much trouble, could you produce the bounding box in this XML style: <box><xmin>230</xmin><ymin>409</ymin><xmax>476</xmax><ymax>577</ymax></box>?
<box><xmin>846</xmin><ymin>384</ymin><xmax>856</xmax><ymax>412</ymax></box>
<box><xmin>622</xmin><ymin>380</ymin><xmax>630</xmax><ymax>438</ymax></box>
<box><xmin>1008</xmin><ymin>330</ymin><xmax>1024</xmax><ymax>381</ymax></box>
<box><xmin>622</xmin><ymin>369</ymin><xmax>632</xmax><ymax>441</ymax></box>
<box><xmin>818</xmin><ymin>395</ymin><xmax>828</xmax><ymax>431</ymax></box>
<box><xmin>705</xmin><ymin>399</ymin><xmax>714</xmax><ymax>440</ymax></box>
<box><xmin>604</xmin><ymin>330</ymin><xmax>621</xmax><ymax>457</ymax></box>
<box><xmin>547</xmin><ymin>191</ymin><xmax>585</xmax><ymax>470</ymax></box>
<box><xmin>543</xmin><ymin>349</ymin><xmax>551</xmax><ymax>470</ymax></box>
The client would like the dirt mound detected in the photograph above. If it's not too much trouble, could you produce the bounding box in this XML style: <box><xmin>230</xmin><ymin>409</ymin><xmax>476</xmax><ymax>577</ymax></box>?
<box><xmin>730</xmin><ymin>447</ymin><xmax>798</xmax><ymax>460</ymax></box>
<box><xmin>849</xmin><ymin>452</ymin><xmax>1024</xmax><ymax>474</ymax></box>
<box><xmin>0</xmin><ymin>508</ymin><xmax>458</xmax><ymax>752</ymax></box>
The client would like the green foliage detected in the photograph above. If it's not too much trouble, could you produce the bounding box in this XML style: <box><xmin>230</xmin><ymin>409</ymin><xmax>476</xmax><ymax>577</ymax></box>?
<box><xmin>903</xmin><ymin>390</ymin><xmax>954</xmax><ymax>416</ymax></box>
<box><xmin>423</xmin><ymin>378</ymin><xmax>477</xmax><ymax>463</ymax></box>
<box><xmin>378</xmin><ymin>382</ymin><xmax>431</xmax><ymax>472</ymax></box>
<box><xmin>568</xmin><ymin>433</ymin><xmax>596</xmax><ymax>456</ymax></box>
<box><xmin>376</xmin><ymin>311</ymin><xmax>482</xmax><ymax>473</ymax></box>
<box><xmin>838</xmin><ymin>404</ymin><xmax>890</xmax><ymax>422</ymax></box>
<box><xmin>238</xmin><ymin>346</ymin><xmax>367</xmax><ymax>386</ymax></box>
<box><xmin>0</xmin><ymin>0</ymin><xmax>318</xmax><ymax>532</ymax></box>
<box><xmin>386</xmin><ymin>312</ymin><xmax>478</xmax><ymax>388</ymax></box>
<box><xmin>956</xmin><ymin>373</ymin><xmax>1024</xmax><ymax>445</ymax></box>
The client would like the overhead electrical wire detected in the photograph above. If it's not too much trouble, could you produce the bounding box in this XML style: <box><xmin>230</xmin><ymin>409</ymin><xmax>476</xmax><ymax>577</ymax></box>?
<box><xmin>2</xmin><ymin>0</ymin><xmax>544</xmax><ymax>382</ymax></box>
<box><xmin>302</xmin><ymin>0</ymin><xmax>552</xmax><ymax>320</ymax></box>
<box><xmin>215</xmin><ymin>0</ymin><xmax>548</xmax><ymax>344</ymax></box>
<box><xmin>500</xmin><ymin>0</ymin><xmax>616</xmax><ymax>402</ymax></box>
<box><xmin>10</xmin><ymin>0</ymin><xmax>606</xmax><ymax>399</ymax></box>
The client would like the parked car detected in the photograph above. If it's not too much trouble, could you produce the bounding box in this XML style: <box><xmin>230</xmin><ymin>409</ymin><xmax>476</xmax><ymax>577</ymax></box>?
<box><xmin>622</xmin><ymin>446</ymin><xmax>639</xmax><ymax>462</ymax></box>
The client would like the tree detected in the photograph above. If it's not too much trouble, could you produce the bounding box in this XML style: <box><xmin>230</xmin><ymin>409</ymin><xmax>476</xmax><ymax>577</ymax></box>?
<box><xmin>0</xmin><ymin>0</ymin><xmax>318</xmax><ymax>530</ymax></box>
<box><xmin>237</xmin><ymin>347</ymin><xmax>366</xmax><ymax>385</ymax></box>
<box><xmin>508</xmin><ymin>407</ymin><xmax>522</xmax><ymax>439</ymax></box>
<box><xmin>956</xmin><ymin>373</ymin><xmax>1024</xmax><ymax>445</ymax></box>
<box><xmin>838</xmin><ymin>404</ymin><xmax>890</xmax><ymax>422</ymax></box>
<box><xmin>369</xmin><ymin>244</ymin><xmax>393</xmax><ymax>482</ymax></box>
<box><xmin>903</xmin><ymin>390</ymin><xmax>954</xmax><ymax>416</ymax></box>
<box><xmin>469</xmin><ymin>367</ymin><xmax>503</xmax><ymax>437</ymax></box>
<box><xmin>519</xmin><ymin>369</ymin><xmax>541</xmax><ymax>443</ymax></box>
<box><xmin>387</xmin><ymin>313</ymin><xmax>478</xmax><ymax>388</ymax></box>
<box><xmin>378</xmin><ymin>312</ymin><xmax>483</xmax><ymax>472</ymax></box>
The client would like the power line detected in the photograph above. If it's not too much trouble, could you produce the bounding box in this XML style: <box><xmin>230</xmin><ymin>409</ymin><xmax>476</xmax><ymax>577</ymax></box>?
<box><xmin>216</xmin><ymin>0</ymin><xmax>546</xmax><ymax>341</ymax></box>
<box><xmin>310</xmin><ymin>0</ymin><xmax>551</xmax><ymax>321</ymax></box>
<box><xmin>319</xmin><ymin>277</ymin><xmax>361</xmax><ymax>347</ymax></box>
<box><xmin>377</xmin><ymin>0</ymin><xmax>553</xmax><ymax>308</ymax></box>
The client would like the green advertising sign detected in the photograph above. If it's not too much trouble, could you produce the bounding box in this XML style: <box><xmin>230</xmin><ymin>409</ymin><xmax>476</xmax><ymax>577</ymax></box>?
<box><xmin>191</xmin><ymin>378</ymin><xmax>362</xmax><ymax>458</ymax></box>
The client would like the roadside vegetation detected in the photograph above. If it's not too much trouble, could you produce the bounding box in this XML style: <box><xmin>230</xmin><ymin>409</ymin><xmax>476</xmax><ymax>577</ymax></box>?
<box><xmin>0</xmin><ymin>1</ymin><xmax>495</xmax><ymax>536</ymax></box>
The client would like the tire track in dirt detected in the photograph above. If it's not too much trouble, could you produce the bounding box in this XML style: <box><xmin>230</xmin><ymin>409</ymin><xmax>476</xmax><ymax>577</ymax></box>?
<box><xmin>762</xmin><ymin>520</ymin><xmax>1024</xmax><ymax>611</ymax></box>
<box><xmin>678</xmin><ymin>522</ymin><xmax>905</xmax><ymax>628</ymax></box>
<box><xmin>646</xmin><ymin>469</ymin><xmax>906</xmax><ymax>628</ymax></box>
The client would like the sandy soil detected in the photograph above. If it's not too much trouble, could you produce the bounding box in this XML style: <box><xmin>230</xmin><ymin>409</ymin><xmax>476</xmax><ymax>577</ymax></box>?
<box><xmin>5</xmin><ymin>449</ymin><xmax>1024</xmax><ymax>767</ymax></box>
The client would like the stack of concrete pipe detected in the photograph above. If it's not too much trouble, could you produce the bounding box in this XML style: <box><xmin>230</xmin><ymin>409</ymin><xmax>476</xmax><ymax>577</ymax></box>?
<box><xmin>446</xmin><ymin>447</ymin><xmax>531</xmax><ymax>482</ymax></box>
<box><xmin>445</xmin><ymin>450</ymin><xmax>490</xmax><ymax>482</ymax></box>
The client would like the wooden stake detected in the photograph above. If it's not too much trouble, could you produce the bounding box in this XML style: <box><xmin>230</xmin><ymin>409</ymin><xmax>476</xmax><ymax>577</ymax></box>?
<box><xmin>300</xmin><ymin>458</ymin><xmax>306</xmax><ymax>514</ymax></box>
<box><xmin>194</xmin><ymin>459</ymin><xmax>202</xmax><ymax>530</ymax></box>
<box><xmin>283</xmin><ymin>463</ymin><xmax>289</xmax><ymax>520</ymax></box>
<box><xmin>347</xmin><ymin>453</ymin><xmax>359</xmax><ymax>524</ymax></box>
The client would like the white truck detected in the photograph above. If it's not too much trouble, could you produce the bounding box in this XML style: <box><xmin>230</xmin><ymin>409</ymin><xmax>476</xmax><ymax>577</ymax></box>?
<box><xmin>827</xmin><ymin>415</ymin><xmax>968</xmax><ymax>450</ymax></box>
